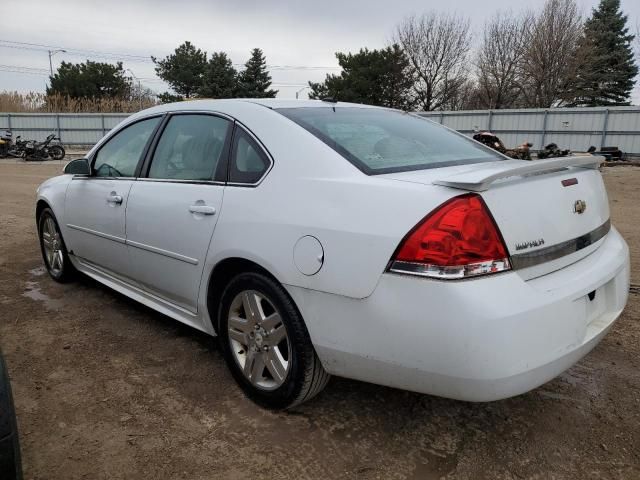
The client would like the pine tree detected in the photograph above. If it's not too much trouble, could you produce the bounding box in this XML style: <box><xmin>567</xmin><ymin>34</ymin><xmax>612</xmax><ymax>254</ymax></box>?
<box><xmin>308</xmin><ymin>45</ymin><xmax>414</xmax><ymax>110</ymax></box>
<box><xmin>237</xmin><ymin>48</ymin><xmax>277</xmax><ymax>98</ymax></box>
<box><xmin>152</xmin><ymin>41</ymin><xmax>207</xmax><ymax>99</ymax></box>
<box><xmin>198</xmin><ymin>52</ymin><xmax>238</xmax><ymax>98</ymax></box>
<box><xmin>568</xmin><ymin>0</ymin><xmax>637</xmax><ymax>106</ymax></box>
<box><xmin>47</xmin><ymin>61</ymin><xmax>131</xmax><ymax>99</ymax></box>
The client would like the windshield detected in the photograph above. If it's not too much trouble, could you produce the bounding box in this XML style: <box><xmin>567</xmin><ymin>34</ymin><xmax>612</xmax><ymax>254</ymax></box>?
<box><xmin>276</xmin><ymin>107</ymin><xmax>503</xmax><ymax>175</ymax></box>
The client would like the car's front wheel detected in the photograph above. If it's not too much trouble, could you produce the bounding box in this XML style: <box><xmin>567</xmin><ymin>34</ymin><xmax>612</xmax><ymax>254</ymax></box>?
<box><xmin>218</xmin><ymin>272</ymin><xmax>329</xmax><ymax>409</ymax></box>
<box><xmin>38</xmin><ymin>208</ymin><xmax>75</xmax><ymax>282</ymax></box>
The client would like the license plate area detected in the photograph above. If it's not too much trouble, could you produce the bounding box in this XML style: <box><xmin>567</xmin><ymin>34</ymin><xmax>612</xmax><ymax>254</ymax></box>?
<box><xmin>585</xmin><ymin>276</ymin><xmax>615</xmax><ymax>326</ymax></box>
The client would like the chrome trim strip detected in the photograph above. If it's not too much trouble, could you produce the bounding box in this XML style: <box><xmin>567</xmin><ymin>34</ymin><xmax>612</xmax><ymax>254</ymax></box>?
<box><xmin>74</xmin><ymin>256</ymin><xmax>198</xmax><ymax>316</ymax></box>
<box><xmin>67</xmin><ymin>223</ymin><xmax>199</xmax><ymax>265</ymax></box>
<box><xmin>135</xmin><ymin>178</ymin><xmax>225</xmax><ymax>186</ymax></box>
<box><xmin>389</xmin><ymin>258</ymin><xmax>511</xmax><ymax>280</ymax></box>
<box><xmin>66</xmin><ymin>224</ymin><xmax>126</xmax><ymax>244</ymax></box>
<box><xmin>510</xmin><ymin>219</ymin><xmax>610</xmax><ymax>270</ymax></box>
<box><xmin>126</xmin><ymin>239</ymin><xmax>199</xmax><ymax>265</ymax></box>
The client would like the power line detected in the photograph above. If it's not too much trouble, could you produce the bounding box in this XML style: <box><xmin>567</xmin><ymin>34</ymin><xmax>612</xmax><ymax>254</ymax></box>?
<box><xmin>0</xmin><ymin>39</ymin><xmax>151</xmax><ymax>60</ymax></box>
<box><xmin>0</xmin><ymin>67</ymin><xmax>49</xmax><ymax>76</ymax></box>
<box><xmin>0</xmin><ymin>64</ymin><xmax>49</xmax><ymax>73</ymax></box>
<box><xmin>0</xmin><ymin>39</ymin><xmax>341</xmax><ymax>71</ymax></box>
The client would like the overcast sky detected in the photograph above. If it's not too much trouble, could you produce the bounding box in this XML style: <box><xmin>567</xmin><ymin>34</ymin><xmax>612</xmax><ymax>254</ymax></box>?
<box><xmin>1</xmin><ymin>0</ymin><xmax>639</xmax><ymax>103</ymax></box>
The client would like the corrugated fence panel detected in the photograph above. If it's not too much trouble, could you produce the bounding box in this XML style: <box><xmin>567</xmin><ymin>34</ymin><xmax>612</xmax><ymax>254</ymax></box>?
<box><xmin>545</xmin><ymin>112</ymin><xmax>602</xmax><ymax>132</ymax></box>
<box><xmin>419</xmin><ymin>106</ymin><xmax>640</xmax><ymax>154</ymax></box>
<box><xmin>103</xmin><ymin>115</ymin><xmax>129</xmax><ymax>129</ymax></box>
<box><xmin>0</xmin><ymin>113</ymin><xmax>130</xmax><ymax>146</ymax></box>
<box><xmin>442</xmin><ymin>113</ymin><xmax>490</xmax><ymax>132</ymax></box>
<box><xmin>607</xmin><ymin>110</ymin><xmax>640</xmax><ymax>133</ymax></box>
<box><xmin>0</xmin><ymin>108</ymin><xmax>638</xmax><ymax>153</ymax></box>
<box><xmin>607</xmin><ymin>134</ymin><xmax>640</xmax><ymax>154</ymax></box>
<box><xmin>491</xmin><ymin>111</ymin><xmax>544</xmax><ymax>132</ymax></box>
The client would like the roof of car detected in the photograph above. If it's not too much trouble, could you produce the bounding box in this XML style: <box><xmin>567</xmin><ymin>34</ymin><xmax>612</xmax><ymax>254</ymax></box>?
<box><xmin>136</xmin><ymin>98</ymin><xmax>380</xmax><ymax>115</ymax></box>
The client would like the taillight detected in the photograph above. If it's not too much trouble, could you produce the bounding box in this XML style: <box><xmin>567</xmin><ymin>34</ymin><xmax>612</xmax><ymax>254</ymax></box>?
<box><xmin>388</xmin><ymin>193</ymin><xmax>511</xmax><ymax>280</ymax></box>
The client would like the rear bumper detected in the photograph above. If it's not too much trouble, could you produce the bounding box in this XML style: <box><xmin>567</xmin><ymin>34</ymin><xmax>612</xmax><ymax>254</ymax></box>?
<box><xmin>287</xmin><ymin>227</ymin><xmax>630</xmax><ymax>401</ymax></box>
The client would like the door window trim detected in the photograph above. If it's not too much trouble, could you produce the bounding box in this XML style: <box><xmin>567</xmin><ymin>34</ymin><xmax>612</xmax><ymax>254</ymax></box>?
<box><xmin>226</xmin><ymin>121</ymin><xmax>274</xmax><ymax>187</ymax></box>
<box><xmin>86</xmin><ymin>114</ymin><xmax>166</xmax><ymax>180</ymax></box>
<box><xmin>138</xmin><ymin>111</ymin><xmax>234</xmax><ymax>185</ymax></box>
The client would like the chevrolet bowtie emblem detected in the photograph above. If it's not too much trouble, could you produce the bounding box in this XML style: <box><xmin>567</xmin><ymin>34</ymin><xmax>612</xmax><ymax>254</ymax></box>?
<box><xmin>574</xmin><ymin>200</ymin><xmax>587</xmax><ymax>214</ymax></box>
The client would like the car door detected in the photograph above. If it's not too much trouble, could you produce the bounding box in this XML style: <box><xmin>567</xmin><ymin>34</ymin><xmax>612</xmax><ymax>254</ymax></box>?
<box><xmin>64</xmin><ymin>116</ymin><xmax>162</xmax><ymax>280</ymax></box>
<box><xmin>125</xmin><ymin>113</ymin><xmax>232</xmax><ymax>313</ymax></box>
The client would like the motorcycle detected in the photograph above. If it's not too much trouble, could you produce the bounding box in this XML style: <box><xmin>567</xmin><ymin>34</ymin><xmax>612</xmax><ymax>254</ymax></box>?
<box><xmin>0</xmin><ymin>130</ymin><xmax>12</xmax><ymax>158</ymax></box>
<box><xmin>12</xmin><ymin>133</ymin><xmax>66</xmax><ymax>161</ymax></box>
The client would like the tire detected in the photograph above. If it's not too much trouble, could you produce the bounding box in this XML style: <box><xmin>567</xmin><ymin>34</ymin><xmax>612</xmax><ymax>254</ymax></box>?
<box><xmin>0</xmin><ymin>352</ymin><xmax>23</xmax><ymax>480</ymax></box>
<box><xmin>38</xmin><ymin>208</ymin><xmax>76</xmax><ymax>283</ymax></box>
<box><xmin>218</xmin><ymin>272</ymin><xmax>330</xmax><ymax>409</ymax></box>
<box><xmin>48</xmin><ymin>145</ymin><xmax>65</xmax><ymax>161</ymax></box>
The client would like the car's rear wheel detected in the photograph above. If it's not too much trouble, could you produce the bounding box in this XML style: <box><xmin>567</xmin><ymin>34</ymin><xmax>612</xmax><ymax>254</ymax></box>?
<box><xmin>218</xmin><ymin>272</ymin><xmax>330</xmax><ymax>409</ymax></box>
<box><xmin>48</xmin><ymin>145</ymin><xmax>65</xmax><ymax>160</ymax></box>
<box><xmin>38</xmin><ymin>208</ymin><xmax>75</xmax><ymax>283</ymax></box>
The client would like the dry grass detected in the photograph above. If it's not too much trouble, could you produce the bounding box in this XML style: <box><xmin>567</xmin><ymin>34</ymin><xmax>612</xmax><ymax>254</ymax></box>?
<box><xmin>0</xmin><ymin>91</ymin><xmax>158</xmax><ymax>113</ymax></box>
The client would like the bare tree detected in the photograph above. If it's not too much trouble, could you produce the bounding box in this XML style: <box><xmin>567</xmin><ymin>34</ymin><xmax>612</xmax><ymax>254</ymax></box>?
<box><xmin>441</xmin><ymin>78</ymin><xmax>482</xmax><ymax>111</ymax></box>
<box><xmin>394</xmin><ymin>13</ymin><xmax>472</xmax><ymax>111</ymax></box>
<box><xmin>517</xmin><ymin>0</ymin><xmax>583</xmax><ymax>107</ymax></box>
<box><xmin>476</xmin><ymin>11</ymin><xmax>531</xmax><ymax>109</ymax></box>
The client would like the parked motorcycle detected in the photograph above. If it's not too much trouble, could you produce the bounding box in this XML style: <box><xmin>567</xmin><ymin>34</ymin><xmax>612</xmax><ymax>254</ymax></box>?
<box><xmin>0</xmin><ymin>130</ymin><xmax>12</xmax><ymax>158</ymax></box>
<box><xmin>9</xmin><ymin>133</ymin><xmax>66</xmax><ymax>161</ymax></box>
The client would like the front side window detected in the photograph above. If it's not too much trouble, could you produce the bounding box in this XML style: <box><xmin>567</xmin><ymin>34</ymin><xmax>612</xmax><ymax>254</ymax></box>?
<box><xmin>229</xmin><ymin>129</ymin><xmax>270</xmax><ymax>184</ymax></box>
<box><xmin>93</xmin><ymin>117</ymin><xmax>160</xmax><ymax>178</ymax></box>
<box><xmin>148</xmin><ymin>114</ymin><xmax>231</xmax><ymax>181</ymax></box>
<box><xmin>276</xmin><ymin>107</ymin><xmax>503</xmax><ymax>175</ymax></box>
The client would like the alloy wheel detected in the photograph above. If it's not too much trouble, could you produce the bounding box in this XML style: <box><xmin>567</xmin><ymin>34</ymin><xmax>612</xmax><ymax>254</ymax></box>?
<box><xmin>41</xmin><ymin>216</ymin><xmax>64</xmax><ymax>276</ymax></box>
<box><xmin>227</xmin><ymin>290</ymin><xmax>291</xmax><ymax>390</ymax></box>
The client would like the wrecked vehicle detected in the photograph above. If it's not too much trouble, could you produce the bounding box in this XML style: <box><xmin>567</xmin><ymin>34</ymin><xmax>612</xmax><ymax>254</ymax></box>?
<box><xmin>537</xmin><ymin>143</ymin><xmax>571</xmax><ymax>159</ymax></box>
<box><xmin>472</xmin><ymin>131</ymin><xmax>532</xmax><ymax>160</ymax></box>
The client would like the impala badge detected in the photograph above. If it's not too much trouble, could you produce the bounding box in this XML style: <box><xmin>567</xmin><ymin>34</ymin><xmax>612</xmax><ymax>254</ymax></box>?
<box><xmin>574</xmin><ymin>200</ymin><xmax>587</xmax><ymax>214</ymax></box>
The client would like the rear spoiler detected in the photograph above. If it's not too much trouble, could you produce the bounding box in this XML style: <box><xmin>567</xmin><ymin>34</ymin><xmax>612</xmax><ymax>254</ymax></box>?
<box><xmin>433</xmin><ymin>155</ymin><xmax>604</xmax><ymax>192</ymax></box>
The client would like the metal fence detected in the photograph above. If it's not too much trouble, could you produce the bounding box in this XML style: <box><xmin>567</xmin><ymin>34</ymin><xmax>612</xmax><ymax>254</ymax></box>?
<box><xmin>1</xmin><ymin>106</ymin><xmax>639</xmax><ymax>154</ymax></box>
<box><xmin>418</xmin><ymin>106</ymin><xmax>640</xmax><ymax>154</ymax></box>
<box><xmin>0</xmin><ymin>113</ymin><xmax>129</xmax><ymax>147</ymax></box>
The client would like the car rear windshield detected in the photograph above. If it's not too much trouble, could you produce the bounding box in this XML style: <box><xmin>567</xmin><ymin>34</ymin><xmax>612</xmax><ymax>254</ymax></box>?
<box><xmin>276</xmin><ymin>107</ymin><xmax>503</xmax><ymax>175</ymax></box>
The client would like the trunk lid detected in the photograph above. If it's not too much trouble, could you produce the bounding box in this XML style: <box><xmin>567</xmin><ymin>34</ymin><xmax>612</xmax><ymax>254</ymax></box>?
<box><xmin>380</xmin><ymin>156</ymin><xmax>610</xmax><ymax>279</ymax></box>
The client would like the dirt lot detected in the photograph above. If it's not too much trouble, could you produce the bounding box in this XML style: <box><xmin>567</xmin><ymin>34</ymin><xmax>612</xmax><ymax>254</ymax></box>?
<box><xmin>0</xmin><ymin>160</ymin><xmax>638</xmax><ymax>480</ymax></box>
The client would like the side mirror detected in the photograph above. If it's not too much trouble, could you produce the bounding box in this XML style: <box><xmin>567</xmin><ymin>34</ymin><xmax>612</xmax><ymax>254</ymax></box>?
<box><xmin>63</xmin><ymin>158</ymin><xmax>90</xmax><ymax>176</ymax></box>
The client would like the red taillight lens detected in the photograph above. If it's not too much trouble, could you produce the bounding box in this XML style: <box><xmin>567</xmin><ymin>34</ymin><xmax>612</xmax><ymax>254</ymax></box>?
<box><xmin>389</xmin><ymin>194</ymin><xmax>511</xmax><ymax>279</ymax></box>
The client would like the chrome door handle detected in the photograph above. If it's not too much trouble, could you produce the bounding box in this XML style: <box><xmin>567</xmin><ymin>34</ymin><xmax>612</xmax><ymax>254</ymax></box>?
<box><xmin>189</xmin><ymin>205</ymin><xmax>216</xmax><ymax>215</ymax></box>
<box><xmin>107</xmin><ymin>194</ymin><xmax>123</xmax><ymax>205</ymax></box>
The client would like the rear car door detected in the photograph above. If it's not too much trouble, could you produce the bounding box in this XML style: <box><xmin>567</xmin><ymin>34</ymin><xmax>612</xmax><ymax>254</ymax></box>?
<box><xmin>125</xmin><ymin>113</ymin><xmax>232</xmax><ymax>313</ymax></box>
<box><xmin>64</xmin><ymin>116</ymin><xmax>162</xmax><ymax>280</ymax></box>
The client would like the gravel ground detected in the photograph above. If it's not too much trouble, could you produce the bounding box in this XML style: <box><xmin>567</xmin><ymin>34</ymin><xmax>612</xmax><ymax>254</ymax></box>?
<box><xmin>0</xmin><ymin>161</ymin><xmax>638</xmax><ymax>480</ymax></box>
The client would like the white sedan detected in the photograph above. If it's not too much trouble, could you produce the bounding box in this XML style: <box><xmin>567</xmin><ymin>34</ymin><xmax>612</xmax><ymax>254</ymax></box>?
<box><xmin>36</xmin><ymin>99</ymin><xmax>630</xmax><ymax>409</ymax></box>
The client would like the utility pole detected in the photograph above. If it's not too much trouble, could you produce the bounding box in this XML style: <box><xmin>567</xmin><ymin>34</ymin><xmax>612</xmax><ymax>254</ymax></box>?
<box><xmin>295</xmin><ymin>86</ymin><xmax>310</xmax><ymax>99</ymax></box>
<box><xmin>126</xmin><ymin>68</ymin><xmax>143</xmax><ymax>110</ymax></box>
<box><xmin>47</xmin><ymin>49</ymin><xmax>66</xmax><ymax>77</ymax></box>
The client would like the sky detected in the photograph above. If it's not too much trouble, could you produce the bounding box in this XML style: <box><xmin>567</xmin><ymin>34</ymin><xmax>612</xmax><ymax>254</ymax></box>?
<box><xmin>1</xmin><ymin>0</ymin><xmax>639</xmax><ymax>103</ymax></box>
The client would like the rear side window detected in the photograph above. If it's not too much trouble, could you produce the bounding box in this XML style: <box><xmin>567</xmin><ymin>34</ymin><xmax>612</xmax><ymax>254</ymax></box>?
<box><xmin>93</xmin><ymin>117</ymin><xmax>160</xmax><ymax>178</ymax></box>
<box><xmin>276</xmin><ymin>107</ymin><xmax>503</xmax><ymax>175</ymax></box>
<box><xmin>229</xmin><ymin>128</ymin><xmax>270</xmax><ymax>184</ymax></box>
<box><xmin>148</xmin><ymin>114</ymin><xmax>231</xmax><ymax>181</ymax></box>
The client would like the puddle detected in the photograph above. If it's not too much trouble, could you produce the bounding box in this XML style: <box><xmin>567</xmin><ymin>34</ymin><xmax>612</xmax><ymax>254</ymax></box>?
<box><xmin>22</xmin><ymin>281</ymin><xmax>64</xmax><ymax>310</ymax></box>
<box><xmin>29</xmin><ymin>266</ymin><xmax>46</xmax><ymax>277</ymax></box>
